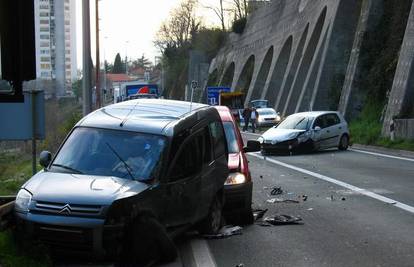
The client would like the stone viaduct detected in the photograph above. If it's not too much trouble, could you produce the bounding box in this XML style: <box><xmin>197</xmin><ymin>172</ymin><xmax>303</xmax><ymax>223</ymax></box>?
<box><xmin>207</xmin><ymin>0</ymin><xmax>414</xmax><ymax>138</ymax></box>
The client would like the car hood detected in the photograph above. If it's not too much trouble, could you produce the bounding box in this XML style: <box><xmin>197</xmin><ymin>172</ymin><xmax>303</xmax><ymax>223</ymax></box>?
<box><xmin>228</xmin><ymin>153</ymin><xmax>241</xmax><ymax>170</ymax></box>
<box><xmin>23</xmin><ymin>171</ymin><xmax>150</xmax><ymax>206</ymax></box>
<box><xmin>261</xmin><ymin>128</ymin><xmax>306</xmax><ymax>142</ymax></box>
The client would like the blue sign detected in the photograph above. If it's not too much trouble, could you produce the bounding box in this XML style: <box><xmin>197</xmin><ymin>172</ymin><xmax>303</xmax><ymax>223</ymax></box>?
<box><xmin>206</xmin><ymin>87</ymin><xmax>231</xmax><ymax>106</ymax></box>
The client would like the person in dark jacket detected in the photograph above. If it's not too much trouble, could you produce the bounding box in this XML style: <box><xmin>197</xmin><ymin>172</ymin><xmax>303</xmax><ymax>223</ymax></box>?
<box><xmin>242</xmin><ymin>106</ymin><xmax>251</xmax><ymax>131</ymax></box>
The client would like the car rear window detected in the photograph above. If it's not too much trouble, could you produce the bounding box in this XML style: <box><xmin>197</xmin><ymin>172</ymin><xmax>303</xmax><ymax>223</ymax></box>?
<box><xmin>223</xmin><ymin>122</ymin><xmax>239</xmax><ymax>153</ymax></box>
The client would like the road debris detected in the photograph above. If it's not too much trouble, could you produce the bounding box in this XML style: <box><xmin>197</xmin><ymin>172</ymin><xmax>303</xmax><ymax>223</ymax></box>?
<box><xmin>260</xmin><ymin>175</ymin><xmax>263</xmax><ymax>179</ymax></box>
<box><xmin>253</xmin><ymin>209</ymin><xmax>268</xmax><ymax>221</ymax></box>
<box><xmin>236</xmin><ymin>264</ymin><xmax>244</xmax><ymax>267</ymax></box>
<box><xmin>301</xmin><ymin>195</ymin><xmax>308</xmax><ymax>201</ymax></box>
<box><xmin>257</xmin><ymin>214</ymin><xmax>303</xmax><ymax>226</ymax></box>
<box><xmin>203</xmin><ymin>225</ymin><xmax>243</xmax><ymax>239</ymax></box>
<box><xmin>270</xmin><ymin>186</ymin><xmax>283</xmax><ymax>195</ymax></box>
<box><xmin>266</xmin><ymin>198</ymin><xmax>299</xmax><ymax>204</ymax></box>
<box><xmin>341</xmin><ymin>197</ymin><xmax>346</xmax><ymax>201</ymax></box>
<box><xmin>307</xmin><ymin>208</ymin><xmax>313</xmax><ymax>211</ymax></box>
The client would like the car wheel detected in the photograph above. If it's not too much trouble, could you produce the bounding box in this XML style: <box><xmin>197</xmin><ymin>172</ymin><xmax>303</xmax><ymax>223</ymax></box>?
<box><xmin>338</xmin><ymin>134</ymin><xmax>349</xmax><ymax>150</ymax></box>
<box><xmin>238</xmin><ymin>208</ymin><xmax>254</xmax><ymax>225</ymax></box>
<box><xmin>121</xmin><ymin>214</ymin><xmax>177</xmax><ymax>265</ymax></box>
<box><xmin>198</xmin><ymin>194</ymin><xmax>223</xmax><ymax>235</ymax></box>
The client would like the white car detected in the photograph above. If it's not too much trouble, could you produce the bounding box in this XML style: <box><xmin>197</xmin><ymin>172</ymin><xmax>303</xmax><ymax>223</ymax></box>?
<box><xmin>258</xmin><ymin>111</ymin><xmax>350</xmax><ymax>154</ymax></box>
<box><xmin>256</xmin><ymin>108</ymin><xmax>281</xmax><ymax>127</ymax></box>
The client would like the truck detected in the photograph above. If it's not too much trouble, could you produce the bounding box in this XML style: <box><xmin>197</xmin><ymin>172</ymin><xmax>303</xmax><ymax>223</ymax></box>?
<box><xmin>116</xmin><ymin>82</ymin><xmax>159</xmax><ymax>102</ymax></box>
<box><xmin>206</xmin><ymin>86</ymin><xmax>245</xmax><ymax>119</ymax></box>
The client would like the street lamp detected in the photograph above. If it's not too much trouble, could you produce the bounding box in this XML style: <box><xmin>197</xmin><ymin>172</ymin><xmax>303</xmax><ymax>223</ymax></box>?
<box><xmin>125</xmin><ymin>40</ymin><xmax>129</xmax><ymax>74</ymax></box>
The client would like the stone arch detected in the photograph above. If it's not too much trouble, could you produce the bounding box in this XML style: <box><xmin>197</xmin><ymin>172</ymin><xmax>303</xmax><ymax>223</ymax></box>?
<box><xmin>284</xmin><ymin>6</ymin><xmax>327</xmax><ymax>115</ymax></box>
<box><xmin>220</xmin><ymin>62</ymin><xmax>235</xmax><ymax>87</ymax></box>
<box><xmin>276</xmin><ymin>24</ymin><xmax>309</xmax><ymax>113</ymax></box>
<box><xmin>235</xmin><ymin>55</ymin><xmax>255</xmax><ymax>94</ymax></box>
<box><xmin>207</xmin><ymin>68</ymin><xmax>218</xmax><ymax>86</ymax></box>
<box><xmin>265</xmin><ymin>36</ymin><xmax>293</xmax><ymax>107</ymax></box>
<box><xmin>250</xmin><ymin>46</ymin><xmax>274</xmax><ymax>100</ymax></box>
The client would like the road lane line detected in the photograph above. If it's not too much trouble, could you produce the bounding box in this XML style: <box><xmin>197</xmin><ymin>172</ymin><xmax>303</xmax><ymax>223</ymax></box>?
<box><xmin>350</xmin><ymin>148</ymin><xmax>414</xmax><ymax>162</ymax></box>
<box><xmin>190</xmin><ymin>239</ymin><xmax>217</xmax><ymax>267</ymax></box>
<box><xmin>249</xmin><ymin>153</ymin><xmax>414</xmax><ymax>214</ymax></box>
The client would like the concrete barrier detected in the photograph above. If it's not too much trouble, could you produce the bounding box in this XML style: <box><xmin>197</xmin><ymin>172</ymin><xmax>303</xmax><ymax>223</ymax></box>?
<box><xmin>395</xmin><ymin>119</ymin><xmax>414</xmax><ymax>140</ymax></box>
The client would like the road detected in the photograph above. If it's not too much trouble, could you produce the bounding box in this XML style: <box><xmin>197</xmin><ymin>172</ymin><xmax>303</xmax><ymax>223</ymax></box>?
<box><xmin>179</xmin><ymin>132</ymin><xmax>414</xmax><ymax>267</ymax></box>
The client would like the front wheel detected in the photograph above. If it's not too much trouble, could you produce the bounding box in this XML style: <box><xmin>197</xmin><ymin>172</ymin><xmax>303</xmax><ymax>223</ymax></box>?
<box><xmin>198</xmin><ymin>194</ymin><xmax>223</xmax><ymax>235</ymax></box>
<box><xmin>338</xmin><ymin>134</ymin><xmax>349</xmax><ymax>150</ymax></box>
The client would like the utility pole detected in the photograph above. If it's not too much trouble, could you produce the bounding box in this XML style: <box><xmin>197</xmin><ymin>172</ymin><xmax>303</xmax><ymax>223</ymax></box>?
<box><xmin>95</xmin><ymin>0</ymin><xmax>101</xmax><ymax>108</ymax></box>
<box><xmin>82</xmin><ymin>0</ymin><xmax>92</xmax><ymax>116</ymax></box>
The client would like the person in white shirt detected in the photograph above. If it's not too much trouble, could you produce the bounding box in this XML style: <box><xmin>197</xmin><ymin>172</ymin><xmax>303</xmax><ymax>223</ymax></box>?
<box><xmin>250</xmin><ymin>108</ymin><xmax>259</xmax><ymax>133</ymax></box>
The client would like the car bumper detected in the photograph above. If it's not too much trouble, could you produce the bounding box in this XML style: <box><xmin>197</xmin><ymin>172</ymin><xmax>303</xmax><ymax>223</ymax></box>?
<box><xmin>15</xmin><ymin>212</ymin><xmax>124</xmax><ymax>257</ymax></box>
<box><xmin>223</xmin><ymin>181</ymin><xmax>252</xmax><ymax>214</ymax></box>
<box><xmin>261</xmin><ymin>139</ymin><xmax>313</xmax><ymax>153</ymax></box>
<box><xmin>257</xmin><ymin>120</ymin><xmax>278</xmax><ymax>127</ymax></box>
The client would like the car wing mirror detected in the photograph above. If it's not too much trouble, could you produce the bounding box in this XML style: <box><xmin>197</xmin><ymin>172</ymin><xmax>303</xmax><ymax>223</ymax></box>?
<box><xmin>39</xmin><ymin>151</ymin><xmax>52</xmax><ymax>168</ymax></box>
<box><xmin>243</xmin><ymin>140</ymin><xmax>261</xmax><ymax>153</ymax></box>
<box><xmin>314</xmin><ymin>126</ymin><xmax>321</xmax><ymax>131</ymax></box>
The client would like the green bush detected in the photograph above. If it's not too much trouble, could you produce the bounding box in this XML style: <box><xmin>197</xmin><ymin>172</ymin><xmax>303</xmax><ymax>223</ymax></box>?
<box><xmin>232</xmin><ymin>17</ymin><xmax>247</xmax><ymax>34</ymax></box>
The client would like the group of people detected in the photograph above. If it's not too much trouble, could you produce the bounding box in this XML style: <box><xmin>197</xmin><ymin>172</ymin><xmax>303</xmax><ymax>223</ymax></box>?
<box><xmin>242</xmin><ymin>106</ymin><xmax>259</xmax><ymax>133</ymax></box>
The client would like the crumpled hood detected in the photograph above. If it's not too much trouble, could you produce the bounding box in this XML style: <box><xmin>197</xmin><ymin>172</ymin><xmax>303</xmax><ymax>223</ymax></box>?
<box><xmin>261</xmin><ymin>128</ymin><xmax>306</xmax><ymax>142</ymax></box>
<box><xmin>23</xmin><ymin>171</ymin><xmax>150</xmax><ymax>205</ymax></box>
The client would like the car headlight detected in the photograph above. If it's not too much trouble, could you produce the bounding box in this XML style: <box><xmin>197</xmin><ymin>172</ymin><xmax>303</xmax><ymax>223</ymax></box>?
<box><xmin>15</xmin><ymin>189</ymin><xmax>32</xmax><ymax>213</ymax></box>
<box><xmin>257</xmin><ymin>137</ymin><xmax>264</xmax><ymax>143</ymax></box>
<box><xmin>225</xmin><ymin>172</ymin><xmax>246</xmax><ymax>185</ymax></box>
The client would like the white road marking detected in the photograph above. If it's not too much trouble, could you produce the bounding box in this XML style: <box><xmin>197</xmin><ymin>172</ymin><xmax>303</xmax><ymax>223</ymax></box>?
<box><xmin>249</xmin><ymin>153</ymin><xmax>414</xmax><ymax>214</ymax></box>
<box><xmin>350</xmin><ymin>148</ymin><xmax>414</xmax><ymax>162</ymax></box>
<box><xmin>190</xmin><ymin>239</ymin><xmax>217</xmax><ymax>267</ymax></box>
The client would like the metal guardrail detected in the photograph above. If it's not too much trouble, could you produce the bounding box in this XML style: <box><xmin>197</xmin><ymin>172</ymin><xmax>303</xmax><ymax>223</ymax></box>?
<box><xmin>0</xmin><ymin>196</ymin><xmax>16</xmax><ymax>231</ymax></box>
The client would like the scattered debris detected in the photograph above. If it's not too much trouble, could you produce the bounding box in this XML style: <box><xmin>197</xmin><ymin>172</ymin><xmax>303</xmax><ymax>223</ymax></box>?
<box><xmin>341</xmin><ymin>197</ymin><xmax>346</xmax><ymax>201</ymax></box>
<box><xmin>257</xmin><ymin>214</ymin><xmax>303</xmax><ymax>226</ymax></box>
<box><xmin>253</xmin><ymin>209</ymin><xmax>268</xmax><ymax>221</ymax></box>
<box><xmin>330</xmin><ymin>195</ymin><xmax>335</xmax><ymax>201</ymax></box>
<box><xmin>270</xmin><ymin>186</ymin><xmax>283</xmax><ymax>195</ymax></box>
<box><xmin>266</xmin><ymin>198</ymin><xmax>299</xmax><ymax>204</ymax></box>
<box><xmin>287</xmin><ymin>192</ymin><xmax>294</xmax><ymax>195</ymax></box>
<box><xmin>301</xmin><ymin>195</ymin><xmax>308</xmax><ymax>201</ymax></box>
<box><xmin>307</xmin><ymin>208</ymin><xmax>313</xmax><ymax>211</ymax></box>
<box><xmin>303</xmin><ymin>176</ymin><xmax>308</xmax><ymax>179</ymax></box>
<box><xmin>236</xmin><ymin>264</ymin><xmax>244</xmax><ymax>267</ymax></box>
<box><xmin>203</xmin><ymin>225</ymin><xmax>243</xmax><ymax>239</ymax></box>
<box><xmin>260</xmin><ymin>175</ymin><xmax>263</xmax><ymax>179</ymax></box>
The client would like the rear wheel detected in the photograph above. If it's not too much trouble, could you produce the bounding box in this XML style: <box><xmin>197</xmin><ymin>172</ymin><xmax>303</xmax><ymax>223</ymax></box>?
<box><xmin>198</xmin><ymin>194</ymin><xmax>223</xmax><ymax>234</ymax></box>
<box><xmin>338</xmin><ymin>134</ymin><xmax>349</xmax><ymax>150</ymax></box>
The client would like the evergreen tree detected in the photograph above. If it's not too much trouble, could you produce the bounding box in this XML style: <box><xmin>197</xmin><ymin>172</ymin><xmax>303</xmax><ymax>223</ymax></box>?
<box><xmin>112</xmin><ymin>53</ymin><xmax>124</xmax><ymax>73</ymax></box>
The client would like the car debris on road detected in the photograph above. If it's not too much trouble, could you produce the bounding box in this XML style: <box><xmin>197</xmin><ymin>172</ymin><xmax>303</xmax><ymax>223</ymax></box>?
<box><xmin>253</xmin><ymin>209</ymin><xmax>268</xmax><ymax>221</ymax></box>
<box><xmin>256</xmin><ymin>214</ymin><xmax>303</xmax><ymax>226</ymax></box>
<box><xmin>203</xmin><ymin>225</ymin><xmax>243</xmax><ymax>239</ymax></box>
<box><xmin>266</xmin><ymin>198</ymin><xmax>300</xmax><ymax>204</ymax></box>
<box><xmin>270</xmin><ymin>186</ymin><xmax>283</xmax><ymax>195</ymax></box>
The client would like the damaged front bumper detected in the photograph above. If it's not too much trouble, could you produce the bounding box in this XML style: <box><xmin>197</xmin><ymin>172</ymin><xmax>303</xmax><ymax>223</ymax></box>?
<box><xmin>261</xmin><ymin>138</ymin><xmax>314</xmax><ymax>154</ymax></box>
<box><xmin>15</xmin><ymin>212</ymin><xmax>124</xmax><ymax>257</ymax></box>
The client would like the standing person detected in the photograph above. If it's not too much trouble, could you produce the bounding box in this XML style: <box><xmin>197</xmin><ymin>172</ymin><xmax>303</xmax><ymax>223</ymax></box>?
<box><xmin>242</xmin><ymin>106</ymin><xmax>251</xmax><ymax>132</ymax></box>
<box><xmin>250</xmin><ymin>107</ymin><xmax>259</xmax><ymax>133</ymax></box>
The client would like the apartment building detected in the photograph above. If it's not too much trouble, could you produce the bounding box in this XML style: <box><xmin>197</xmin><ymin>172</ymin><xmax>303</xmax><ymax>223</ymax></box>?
<box><xmin>34</xmin><ymin>0</ymin><xmax>77</xmax><ymax>96</ymax></box>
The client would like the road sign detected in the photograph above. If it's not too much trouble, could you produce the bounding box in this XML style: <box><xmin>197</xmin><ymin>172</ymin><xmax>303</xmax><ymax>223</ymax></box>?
<box><xmin>206</xmin><ymin>86</ymin><xmax>231</xmax><ymax>106</ymax></box>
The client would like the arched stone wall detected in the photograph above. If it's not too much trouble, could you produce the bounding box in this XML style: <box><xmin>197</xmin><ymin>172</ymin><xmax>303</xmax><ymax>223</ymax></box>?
<box><xmin>220</xmin><ymin>62</ymin><xmax>235</xmax><ymax>87</ymax></box>
<box><xmin>250</xmin><ymin>46</ymin><xmax>274</xmax><ymax>100</ymax></box>
<box><xmin>265</xmin><ymin>36</ymin><xmax>293</xmax><ymax>107</ymax></box>
<box><xmin>235</xmin><ymin>55</ymin><xmax>255</xmax><ymax>94</ymax></box>
<box><xmin>207</xmin><ymin>68</ymin><xmax>218</xmax><ymax>86</ymax></box>
<box><xmin>284</xmin><ymin>7</ymin><xmax>327</xmax><ymax>115</ymax></box>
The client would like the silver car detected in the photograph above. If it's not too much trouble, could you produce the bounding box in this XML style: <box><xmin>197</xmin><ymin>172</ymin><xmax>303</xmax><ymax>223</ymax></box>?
<box><xmin>258</xmin><ymin>111</ymin><xmax>350</xmax><ymax>154</ymax></box>
<box><xmin>256</xmin><ymin>108</ymin><xmax>281</xmax><ymax>127</ymax></box>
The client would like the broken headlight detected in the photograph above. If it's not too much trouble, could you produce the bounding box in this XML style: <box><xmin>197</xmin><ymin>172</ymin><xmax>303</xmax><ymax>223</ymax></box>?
<box><xmin>225</xmin><ymin>172</ymin><xmax>246</xmax><ymax>185</ymax></box>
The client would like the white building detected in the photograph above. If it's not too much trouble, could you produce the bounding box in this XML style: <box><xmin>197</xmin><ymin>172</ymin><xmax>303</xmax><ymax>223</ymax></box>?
<box><xmin>34</xmin><ymin>0</ymin><xmax>77</xmax><ymax>96</ymax></box>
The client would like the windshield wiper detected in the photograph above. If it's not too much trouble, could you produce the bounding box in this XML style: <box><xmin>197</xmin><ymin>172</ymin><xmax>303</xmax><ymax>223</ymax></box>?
<box><xmin>105</xmin><ymin>142</ymin><xmax>135</xmax><ymax>180</ymax></box>
<box><xmin>51</xmin><ymin>164</ymin><xmax>83</xmax><ymax>174</ymax></box>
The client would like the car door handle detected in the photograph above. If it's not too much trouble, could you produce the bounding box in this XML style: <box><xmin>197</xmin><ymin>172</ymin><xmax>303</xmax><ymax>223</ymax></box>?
<box><xmin>327</xmin><ymin>130</ymin><xmax>330</xmax><ymax>133</ymax></box>
<box><xmin>338</xmin><ymin>127</ymin><xmax>342</xmax><ymax>130</ymax></box>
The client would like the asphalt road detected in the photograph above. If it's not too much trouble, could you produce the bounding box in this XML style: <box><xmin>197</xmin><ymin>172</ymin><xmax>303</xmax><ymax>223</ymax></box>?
<box><xmin>203</xmin><ymin>132</ymin><xmax>414</xmax><ymax>267</ymax></box>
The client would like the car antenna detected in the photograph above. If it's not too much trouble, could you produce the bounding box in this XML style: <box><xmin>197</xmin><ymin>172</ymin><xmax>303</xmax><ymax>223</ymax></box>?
<box><xmin>120</xmin><ymin>100</ymin><xmax>140</xmax><ymax>127</ymax></box>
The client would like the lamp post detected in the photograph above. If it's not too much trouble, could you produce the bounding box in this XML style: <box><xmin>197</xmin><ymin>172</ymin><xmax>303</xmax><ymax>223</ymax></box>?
<box><xmin>125</xmin><ymin>40</ymin><xmax>129</xmax><ymax>74</ymax></box>
<box><xmin>95</xmin><ymin>0</ymin><xmax>101</xmax><ymax>108</ymax></box>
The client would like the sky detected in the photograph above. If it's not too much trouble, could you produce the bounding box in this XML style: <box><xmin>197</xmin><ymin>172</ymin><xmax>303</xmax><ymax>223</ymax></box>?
<box><xmin>76</xmin><ymin>0</ymin><xmax>223</xmax><ymax>70</ymax></box>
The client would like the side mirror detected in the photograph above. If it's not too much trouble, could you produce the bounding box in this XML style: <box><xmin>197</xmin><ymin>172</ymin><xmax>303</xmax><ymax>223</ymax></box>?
<box><xmin>314</xmin><ymin>126</ymin><xmax>321</xmax><ymax>131</ymax></box>
<box><xmin>243</xmin><ymin>140</ymin><xmax>261</xmax><ymax>153</ymax></box>
<box><xmin>39</xmin><ymin>151</ymin><xmax>52</xmax><ymax>168</ymax></box>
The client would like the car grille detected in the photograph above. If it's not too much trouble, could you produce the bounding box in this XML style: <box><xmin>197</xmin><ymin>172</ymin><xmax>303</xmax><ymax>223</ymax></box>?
<box><xmin>33</xmin><ymin>201</ymin><xmax>103</xmax><ymax>217</ymax></box>
<box><xmin>264</xmin><ymin>118</ymin><xmax>275</xmax><ymax>121</ymax></box>
<box><xmin>35</xmin><ymin>223</ymin><xmax>94</xmax><ymax>251</ymax></box>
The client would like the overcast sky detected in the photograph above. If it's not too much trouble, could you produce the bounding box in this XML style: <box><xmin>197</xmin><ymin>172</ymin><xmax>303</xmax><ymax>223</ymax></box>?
<box><xmin>76</xmin><ymin>0</ymin><xmax>223</xmax><ymax>70</ymax></box>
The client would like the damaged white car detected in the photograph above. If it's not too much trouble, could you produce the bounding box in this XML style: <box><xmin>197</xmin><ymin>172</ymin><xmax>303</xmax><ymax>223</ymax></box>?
<box><xmin>258</xmin><ymin>111</ymin><xmax>350</xmax><ymax>154</ymax></box>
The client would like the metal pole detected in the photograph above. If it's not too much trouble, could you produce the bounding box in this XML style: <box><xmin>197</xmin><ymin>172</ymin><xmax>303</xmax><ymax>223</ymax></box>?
<box><xmin>31</xmin><ymin>91</ymin><xmax>37</xmax><ymax>175</ymax></box>
<box><xmin>82</xmin><ymin>0</ymin><xmax>92</xmax><ymax>116</ymax></box>
<box><xmin>95</xmin><ymin>0</ymin><xmax>101</xmax><ymax>108</ymax></box>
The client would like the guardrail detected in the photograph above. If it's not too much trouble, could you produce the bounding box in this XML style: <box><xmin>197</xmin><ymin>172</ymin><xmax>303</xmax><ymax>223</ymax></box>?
<box><xmin>0</xmin><ymin>196</ymin><xmax>15</xmax><ymax>231</ymax></box>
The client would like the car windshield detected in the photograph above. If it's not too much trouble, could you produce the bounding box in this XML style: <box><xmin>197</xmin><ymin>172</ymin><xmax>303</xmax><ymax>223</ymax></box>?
<box><xmin>223</xmin><ymin>122</ymin><xmax>240</xmax><ymax>153</ymax></box>
<box><xmin>50</xmin><ymin>127</ymin><xmax>167</xmax><ymax>182</ymax></box>
<box><xmin>259</xmin><ymin>110</ymin><xmax>276</xmax><ymax>115</ymax></box>
<box><xmin>251</xmin><ymin>100</ymin><xmax>268</xmax><ymax>108</ymax></box>
<box><xmin>277</xmin><ymin>116</ymin><xmax>311</xmax><ymax>130</ymax></box>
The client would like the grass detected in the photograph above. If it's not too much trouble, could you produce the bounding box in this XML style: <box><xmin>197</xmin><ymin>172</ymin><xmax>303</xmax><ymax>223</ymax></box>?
<box><xmin>0</xmin><ymin>231</ymin><xmax>51</xmax><ymax>267</ymax></box>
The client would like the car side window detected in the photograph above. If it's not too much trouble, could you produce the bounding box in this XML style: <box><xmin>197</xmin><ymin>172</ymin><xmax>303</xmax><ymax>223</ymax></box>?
<box><xmin>325</xmin><ymin>114</ymin><xmax>340</xmax><ymax>127</ymax></box>
<box><xmin>168</xmin><ymin>135</ymin><xmax>202</xmax><ymax>182</ymax></box>
<box><xmin>313</xmin><ymin>116</ymin><xmax>327</xmax><ymax>129</ymax></box>
<box><xmin>209</xmin><ymin>121</ymin><xmax>226</xmax><ymax>159</ymax></box>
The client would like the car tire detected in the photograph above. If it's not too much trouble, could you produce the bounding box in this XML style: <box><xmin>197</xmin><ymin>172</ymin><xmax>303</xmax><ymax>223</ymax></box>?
<box><xmin>238</xmin><ymin>208</ymin><xmax>254</xmax><ymax>225</ymax></box>
<box><xmin>198</xmin><ymin>194</ymin><xmax>223</xmax><ymax>235</ymax></box>
<box><xmin>338</xmin><ymin>134</ymin><xmax>349</xmax><ymax>151</ymax></box>
<box><xmin>120</xmin><ymin>213</ymin><xmax>177</xmax><ymax>265</ymax></box>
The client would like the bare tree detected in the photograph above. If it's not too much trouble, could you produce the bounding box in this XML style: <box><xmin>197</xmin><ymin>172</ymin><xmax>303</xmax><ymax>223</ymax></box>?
<box><xmin>205</xmin><ymin>0</ymin><xmax>226</xmax><ymax>31</ymax></box>
<box><xmin>231</xmin><ymin>0</ymin><xmax>248</xmax><ymax>20</ymax></box>
<box><xmin>154</xmin><ymin>0</ymin><xmax>201</xmax><ymax>52</ymax></box>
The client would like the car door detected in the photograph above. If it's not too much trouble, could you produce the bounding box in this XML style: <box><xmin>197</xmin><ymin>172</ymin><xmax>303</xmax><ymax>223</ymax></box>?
<box><xmin>324</xmin><ymin>113</ymin><xmax>342</xmax><ymax>147</ymax></box>
<box><xmin>313</xmin><ymin>115</ymin><xmax>330</xmax><ymax>149</ymax></box>
<box><xmin>163</xmin><ymin>133</ymin><xmax>203</xmax><ymax>227</ymax></box>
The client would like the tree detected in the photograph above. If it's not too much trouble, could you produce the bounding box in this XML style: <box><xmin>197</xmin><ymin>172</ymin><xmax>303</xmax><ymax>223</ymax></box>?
<box><xmin>232</xmin><ymin>0</ymin><xmax>248</xmax><ymax>20</ymax></box>
<box><xmin>104</xmin><ymin>60</ymin><xmax>113</xmax><ymax>73</ymax></box>
<box><xmin>132</xmin><ymin>54</ymin><xmax>152</xmax><ymax>70</ymax></box>
<box><xmin>206</xmin><ymin>0</ymin><xmax>226</xmax><ymax>32</ymax></box>
<box><xmin>112</xmin><ymin>53</ymin><xmax>125</xmax><ymax>74</ymax></box>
